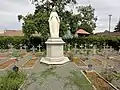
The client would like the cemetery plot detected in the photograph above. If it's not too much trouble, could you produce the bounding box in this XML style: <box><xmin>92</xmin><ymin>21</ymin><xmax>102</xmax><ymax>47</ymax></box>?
<box><xmin>73</xmin><ymin>57</ymin><xmax>87</xmax><ymax>66</ymax></box>
<box><xmin>92</xmin><ymin>58</ymin><xmax>102</xmax><ymax>65</ymax></box>
<box><xmin>0</xmin><ymin>59</ymin><xmax>16</xmax><ymax>70</ymax></box>
<box><xmin>21</xmin><ymin>57</ymin><xmax>38</xmax><ymax>69</ymax></box>
<box><xmin>0</xmin><ymin>55</ymin><xmax>7</xmax><ymax>59</ymax></box>
<box><xmin>84</xmin><ymin>71</ymin><xmax>118</xmax><ymax>90</ymax></box>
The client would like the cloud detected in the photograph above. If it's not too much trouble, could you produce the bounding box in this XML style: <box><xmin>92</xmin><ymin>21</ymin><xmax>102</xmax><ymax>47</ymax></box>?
<box><xmin>0</xmin><ymin>0</ymin><xmax>35</xmax><ymax>30</ymax></box>
<box><xmin>77</xmin><ymin>0</ymin><xmax>120</xmax><ymax>33</ymax></box>
<box><xmin>0</xmin><ymin>0</ymin><xmax>120</xmax><ymax>33</ymax></box>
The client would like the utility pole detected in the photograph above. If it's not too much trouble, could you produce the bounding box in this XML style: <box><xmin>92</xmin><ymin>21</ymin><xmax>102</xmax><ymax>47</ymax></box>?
<box><xmin>108</xmin><ymin>14</ymin><xmax>112</xmax><ymax>36</ymax></box>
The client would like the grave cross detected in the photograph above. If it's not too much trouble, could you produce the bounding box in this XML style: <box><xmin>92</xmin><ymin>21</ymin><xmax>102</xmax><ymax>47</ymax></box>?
<box><xmin>103</xmin><ymin>43</ymin><xmax>106</xmax><ymax>54</ymax></box>
<box><xmin>68</xmin><ymin>43</ymin><xmax>71</xmax><ymax>51</ymax></box>
<box><xmin>106</xmin><ymin>44</ymin><xmax>109</xmax><ymax>49</ymax></box>
<box><xmin>8</xmin><ymin>43</ymin><xmax>13</xmax><ymax>49</ymax></box>
<box><xmin>80</xmin><ymin>44</ymin><xmax>84</xmax><ymax>49</ymax></box>
<box><xmin>89</xmin><ymin>44</ymin><xmax>93</xmax><ymax>48</ymax></box>
<box><xmin>8</xmin><ymin>43</ymin><xmax>14</xmax><ymax>53</ymax></box>
<box><xmin>23</xmin><ymin>45</ymin><xmax>27</xmax><ymax>52</ymax></box>
<box><xmin>19</xmin><ymin>44</ymin><xmax>23</xmax><ymax>51</ymax></box>
<box><xmin>80</xmin><ymin>44</ymin><xmax>84</xmax><ymax>54</ymax></box>
<box><xmin>31</xmin><ymin>46</ymin><xmax>36</xmax><ymax>53</ymax></box>
<box><xmin>37</xmin><ymin>44</ymin><xmax>42</xmax><ymax>52</ymax></box>
<box><xmin>118</xmin><ymin>46</ymin><xmax>120</xmax><ymax>53</ymax></box>
<box><xmin>74</xmin><ymin>43</ymin><xmax>77</xmax><ymax>54</ymax></box>
<box><xmin>84</xmin><ymin>44</ymin><xmax>88</xmax><ymax>54</ymax></box>
<box><xmin>93</xmin><ymin>45</ymin><xmax>97</xmax><ymax>55</ymax></box>
<box><xmin>109</xmin><ymin>46</ymin><xmax>113</xmax><ymax>52</ymax></box>
<box><xmin>84</xmin><ymin>44</ymin><xmax>87</xmax><ymax>50</ymax></box>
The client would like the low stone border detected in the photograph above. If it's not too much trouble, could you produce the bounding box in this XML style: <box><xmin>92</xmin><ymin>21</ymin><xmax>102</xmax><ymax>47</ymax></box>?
<box><xmin>18</xmin><ymin>74</ymin><xmax>29</xmax><ymax>90</ymax></box>
<box><xmin>81</xmin><ymin>70</ymin><xmax>97</xmax><ymax>90</ymax></box>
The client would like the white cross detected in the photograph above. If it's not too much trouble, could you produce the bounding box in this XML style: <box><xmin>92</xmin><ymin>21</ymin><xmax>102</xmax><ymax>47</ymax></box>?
<box><xmin>93</xmin><ymin>45</ymin><xmax>97</xmax><ymax>55</ymax></box>
<box><xmin>74</xmin><ymin>43</ymin><xmax>77</xmax><ymax>49</ymax></box>
<box><xmin>118</xmin><ymin>46</ymin><xmax>120</xmax><ymax>53</ymax></box>
<box><xmin>89</xmin><ymin>44</ymin><xmax>93</xmax><ymax>48</ymax></box>
<box><xmin>23</xmin><ymin>45</ymin><xmax>27</xmax><ymax>52</ymax></box>
<box><xmin>19</xmin><ymin>44</ymin><xmax>23</xmax><ymax>51</ymax></box>
<box><xmin>106</xmin><ymin>44</ymin><xmax>109</xmax><ymax>49</ymax></box>
<box><xmin>80</xmin><ymin>44</ymin><xmax>84</xmax><ymax>49</ymax></box>
<box><xmin>84</xmin><ymin>44</ymin><xmax>87</xmax><ymax>50</ymax></box>
<box><xmin>109</xmin><ymin>46</ymin><xmax>113</xmax><ymax>52</ymax></box>
<box><xmin>68</xmin><ymin>43</ymin><xmax>71</xmax><ymax>51</ymax></box>
<box><xmin>8</xmin><ymin>43</ymin><xmax>14</xmax><ymax>53</ymax></box>
<box><xmin>8</xmin><ymin>43</ymin><xmax>13</xmax><ymax>49</ymax></box>
<box><xmin>31</xmin><ymin>46</ymin><xmax>36</xmax><ymax>53</ymax></box>
<box><xmin>74</xmin><ymin>43</ymin><xmax>77</xmax><ymax>54</ymax></box>
<box><xmin>37</xmin><ymin>44</ymin><xmax>42</xmax><ymax>52</ymax></box>
<box><xmin>103</xmin><ymin>43</ymin><xmax>106</xmax><ymax>50</ymax></box>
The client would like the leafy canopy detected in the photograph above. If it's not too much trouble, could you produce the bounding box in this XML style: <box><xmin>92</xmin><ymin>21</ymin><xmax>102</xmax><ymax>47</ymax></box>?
<box><xmin>115</xmin><ymin>20</ymin><xmax>120</xmax><ymax>32</ymax></box>
<box><xmin>18</xmin><ymin>0</ymin><xmax>97</xmax><ymax>38</ymax></box>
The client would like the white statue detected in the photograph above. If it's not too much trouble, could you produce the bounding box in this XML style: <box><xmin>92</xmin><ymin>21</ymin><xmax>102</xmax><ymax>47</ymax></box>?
<box><xmin>48</xmin><ymin>7</ymin><xmax>60</xmax><ymax>38</ymax></box>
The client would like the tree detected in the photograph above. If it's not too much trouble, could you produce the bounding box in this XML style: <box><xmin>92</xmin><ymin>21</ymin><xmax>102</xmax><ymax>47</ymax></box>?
<box><xmin>115</xmin><ymin>20</ymin><xmax>120</xmax><ymax>32</ymax></box>
<box><xmin>76</xmin><ymin>5</ymin><xmax>97</xmax><ymax>34</ymax></box>
<box><xmin>18</xmin><ymin>0</ymin><xmax>97</xmax><ymax>38</ymax></box>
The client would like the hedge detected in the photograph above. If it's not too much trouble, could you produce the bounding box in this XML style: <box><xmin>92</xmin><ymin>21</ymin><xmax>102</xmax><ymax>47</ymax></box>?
<box><xmin>0</xmin><ymin>36</ymin><xmax>120</xmax><ymax>50</ymax></box>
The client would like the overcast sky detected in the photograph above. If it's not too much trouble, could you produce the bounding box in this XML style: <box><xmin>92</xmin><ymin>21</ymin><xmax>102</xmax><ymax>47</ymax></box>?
<box><xmin>0</xmin><ymin>0</ymin><xmax>120</xmax><ymax>33</ymax></box>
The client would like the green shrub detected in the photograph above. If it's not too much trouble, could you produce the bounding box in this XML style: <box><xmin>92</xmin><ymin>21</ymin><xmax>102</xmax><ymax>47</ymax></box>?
<box><xmin>0</xmin><ymin>70</ymin><xmax>26</xmax><ymax>90</ymax></box>
<box><xmin>0</xmin><ymin>36</ymin><xmax>120</xmax><ymax>50</ymax></box>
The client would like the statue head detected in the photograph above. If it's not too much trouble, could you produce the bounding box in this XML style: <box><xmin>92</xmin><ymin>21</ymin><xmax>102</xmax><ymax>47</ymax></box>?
<box><xmin>52</xmin><ymin>6</ymin><xmax>56</xmax><ymax>12</ymax></box>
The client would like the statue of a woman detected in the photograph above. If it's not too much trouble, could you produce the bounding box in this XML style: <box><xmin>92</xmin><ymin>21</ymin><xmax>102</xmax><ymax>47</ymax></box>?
<box><xmin>48</xmin><ymin>7</ymin><xmax>60</xmax><ymax>38</ymax></box>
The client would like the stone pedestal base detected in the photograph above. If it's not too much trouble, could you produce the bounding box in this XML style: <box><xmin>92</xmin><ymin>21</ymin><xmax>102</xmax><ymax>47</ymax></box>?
<box><xmin>40</xmin><ymin>38</ymin><xmax>69</xmax><ymax>65</ymax></box>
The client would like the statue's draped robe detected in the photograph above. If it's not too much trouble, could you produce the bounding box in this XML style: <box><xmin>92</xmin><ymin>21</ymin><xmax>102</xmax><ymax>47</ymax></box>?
<box><xmin>49</xmin><ymin>11</ymin><xmax>60</xmax><ymax>38</ymax></box>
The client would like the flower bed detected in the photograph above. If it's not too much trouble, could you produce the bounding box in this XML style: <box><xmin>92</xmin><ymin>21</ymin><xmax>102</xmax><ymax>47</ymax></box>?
<box><xmin>84</xmin><ymin>71</ymin><xmax>118</xmax><ymax>90</ymax></box>
<box><xmin>0</xmin><ymin>59</ymin><xmax>16</xmax><ymax>69</ymax></box>
<box><xmin>21</xmin><ymin>57</ymin><xmax>38</xmax><ymax>68</ymax></box>
<box><xmin>0</xmin><ymin>55</ymin><xmax>7</xmax><ymax>59</ymax></box>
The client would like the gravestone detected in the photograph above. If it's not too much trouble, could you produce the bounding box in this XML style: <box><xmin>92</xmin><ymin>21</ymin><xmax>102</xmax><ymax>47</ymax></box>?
<box><xmin>74</xmin><ymin>43</ymin><xmax>77</xmax><ymax>54</ymax></box>
<box><xmin>40</xmin><ymin>7</ymin><xmax>69</xmax><ymax>64</ymax></box>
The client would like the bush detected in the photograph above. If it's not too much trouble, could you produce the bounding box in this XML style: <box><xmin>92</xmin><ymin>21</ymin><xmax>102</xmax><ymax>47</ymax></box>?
<box><xmin>0</xmin><ymin>70</ymin><xmax>26</xmax><ymax>90</ymax></box>
<box><xmin>0</xmin><ymin>36</ymin><xmax>120</xmax><ymax>50</ymax></box>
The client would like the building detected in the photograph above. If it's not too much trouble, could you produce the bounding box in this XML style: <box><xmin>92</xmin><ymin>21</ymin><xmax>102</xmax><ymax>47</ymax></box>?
<box><xmin>0</xmin><ymin>30</ymin><xmax>24</xmax><ymax>36</ymax></box>
<box><xmin>75</xmin><ymin>29</ymin><xmax>90</xmax><ymax>37</ymax></box>
<box><xmin>95</xmin><ymin>30</ymin><xmax>120</xmax><ymax>36</ymax></box>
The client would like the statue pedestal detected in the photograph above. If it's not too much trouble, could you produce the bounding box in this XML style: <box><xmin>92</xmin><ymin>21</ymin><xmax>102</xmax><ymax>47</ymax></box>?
<box><xmin>40</xmin><ymin>38</ymin><xmax>69</xmax><ymax>64</ymax></box>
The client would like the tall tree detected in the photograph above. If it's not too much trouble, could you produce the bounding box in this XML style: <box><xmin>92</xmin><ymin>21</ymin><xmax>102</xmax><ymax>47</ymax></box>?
<box><xmin>76</xmin><ymin>5</ymin><xmax>97</xmax><ymax>34</ymax></box>
<box><xmin>115</xmin><ymin>20</ymin><xmax>120</xmax><ymax>32</ymax></box>
<box><xmin>18</xmin><ymin>0</ymin><xmax>97</xmax><ymax>38</ymax></box>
